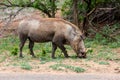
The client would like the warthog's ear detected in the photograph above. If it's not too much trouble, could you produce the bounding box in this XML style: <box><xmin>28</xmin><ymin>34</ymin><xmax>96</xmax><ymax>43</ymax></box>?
<box><xmin>80</xmin><ymin>34</ymin><xmax>86</xmax><ymax>40</ymax></box>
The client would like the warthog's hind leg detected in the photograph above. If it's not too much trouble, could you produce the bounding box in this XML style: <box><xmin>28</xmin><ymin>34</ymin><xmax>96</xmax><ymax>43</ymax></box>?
<box><xmin>19</xmin><ymin>34</ymin><xmax>27</xmax><ymax>58</ymax></box>
<box><xmin>28</xmin><ymin>38</ymin><xmax>36</xmax><ymax>58</ymax></box>
<box><xmin>51</xmin><ymin>42</ymin><xmax>57</xmax><ymax>59</ymax></box>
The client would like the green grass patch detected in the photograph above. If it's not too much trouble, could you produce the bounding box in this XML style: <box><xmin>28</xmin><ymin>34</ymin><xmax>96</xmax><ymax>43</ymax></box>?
<box><xmin>99</xmin><ymin>61</ymin><xmax>110</xmax><ymax>65</ymax></box>
<box><xmin>85</xmin><ymin>35</ymin><xmax>120</xmax><ymax>61</ymax></box>
<box><xmin>0</xmin><ymin>56</ymin><xmax>6</xmax><ymax>63</ymax></box>
<box><xmin>108</xmin><ymin>41</ymin><xmax>120</xmax><ymax>48</ymax></box>
<box><xmin>39</xmin><ymin>57</ymin><xmax>51</xmax><ymax>64</ymax></box>
<box><xmin>86</xmin><ymin>48</ymin><xmax>119</xmax><ymax>61</ymax></box>
<box><xmin>0</xmin><ymin>35</ymin><xmax>119</xmax><ymax>66</ymax></box>
<box><xmin>20</xmin><ymin>62</ymin><xmax>32</xmax><ymax>70</ymax></box>
<box><xmin>50</xmin><ymin>64</ymin><xmax>85</xmax><ymax>73</ymax></box>
<box><xmin>39</xmin><ymin>57</ymin><xmax>63</xmax><ymax>64</ymax></box>
<box><xmin>10</xmin><ymin>46</ymin><xmax>18</xmax><ymax>56</ymax></box>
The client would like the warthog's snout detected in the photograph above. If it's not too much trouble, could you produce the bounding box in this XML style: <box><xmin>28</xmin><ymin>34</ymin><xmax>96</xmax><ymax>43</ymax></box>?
<box><xmin>78</xmin><ymin>52</ymin><xmax>86</xmax><ymax>58</ymax></box>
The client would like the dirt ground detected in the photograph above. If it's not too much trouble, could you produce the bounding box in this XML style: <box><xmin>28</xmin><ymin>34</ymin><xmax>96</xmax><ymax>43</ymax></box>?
<box><xmin>0</xmin><ymin>49</ymin><xmax>120</xmax><ymax>74</ymax></box>
<box><xmin>0</xmin><ymin>58</ymin><xmax>120</xmax><ymax>74</ymax></box>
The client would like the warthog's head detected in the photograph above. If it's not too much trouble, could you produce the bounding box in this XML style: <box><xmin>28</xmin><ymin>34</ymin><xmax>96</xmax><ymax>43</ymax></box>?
<box><xmin>71</xmin><ymin>34</ymin><xmax>86</xmax><ymax>58</ymax></box>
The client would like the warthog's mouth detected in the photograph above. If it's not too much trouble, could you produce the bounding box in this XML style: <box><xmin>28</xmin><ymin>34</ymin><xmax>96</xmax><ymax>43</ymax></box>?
<box><xmin>77</xmin><ymin>52</ymin><xmax>86</xmax><ymax>58</ymax></box>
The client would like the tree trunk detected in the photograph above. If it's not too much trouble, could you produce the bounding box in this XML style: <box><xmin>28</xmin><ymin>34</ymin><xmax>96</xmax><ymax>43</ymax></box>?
<box><xmin>50</xmin><ymin>0</ymin><xmax>56</xmax><ymax>18</ymax></box>
<box><xmin>83</xmin><ymin>0</ymin><xmax>92</xmax><ymax>36</ymax></box>
<box><xmin>73</xmin><ymin>0</ymin><xmax>79</xmax><ymax>27</ymax></box>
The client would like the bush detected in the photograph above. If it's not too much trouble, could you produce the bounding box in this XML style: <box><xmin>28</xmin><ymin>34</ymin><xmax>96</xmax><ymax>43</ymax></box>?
<box><xmin>10</xmin><ymin>47</ymin><xmax>18</xmax><ymax>56</ymax></box>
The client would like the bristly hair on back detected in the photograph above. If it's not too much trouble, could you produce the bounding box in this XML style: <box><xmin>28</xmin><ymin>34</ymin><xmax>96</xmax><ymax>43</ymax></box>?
<box><xmin>60</xmin><ymin>19</ymin><xmax>82</xmax><ymax>35</ymax></box>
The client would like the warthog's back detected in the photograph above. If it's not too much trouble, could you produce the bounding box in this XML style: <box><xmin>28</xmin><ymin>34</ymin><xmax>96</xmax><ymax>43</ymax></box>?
<box><xmin>18</xmin><ymin>18</ymin><xmax>76</xmax><ymax>42</ymax></box>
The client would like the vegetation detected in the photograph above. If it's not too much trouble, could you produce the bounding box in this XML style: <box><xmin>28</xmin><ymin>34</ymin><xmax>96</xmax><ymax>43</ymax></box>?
<box><xmin>50</xmin><ymin>64</ymin><xmax>85</xmax><ymax>73</ymax></box>
<box><xmin>10</xmin><ymin>46</ymin><xmax>18</xmax><ymax>56</ymax></box>
<box><xmin>99</xmin><ymin>61</ymin><xmax>109</xmax><ymax>65</ymax></box>
<box><xmin>0</xmin><ymin>0</ymin><xmax>58</xmax><ymax>17</ymax></box>
<box><xmin>61</xmin><ymin>0</ymin><xmax>120</xmax><ymax>40</ymax></box>
<box><xmin>20</xmin><ymin>62</ymin><xmax>32</xmax><ymax>70</ymax></box>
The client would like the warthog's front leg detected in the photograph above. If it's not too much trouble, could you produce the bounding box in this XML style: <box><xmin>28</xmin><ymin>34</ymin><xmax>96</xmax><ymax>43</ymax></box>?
<box><xmin>53</xmin><ymin>35</ymin><xmax>69</xmax><ymax>58</ymax></box>
<box><xmin>57</xmin><ymin>44</ymin><xmax>69</xmax><ymax>58</ymax></box>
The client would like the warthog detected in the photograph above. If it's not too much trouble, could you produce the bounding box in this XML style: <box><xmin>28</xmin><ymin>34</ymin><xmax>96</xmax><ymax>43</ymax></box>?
<box><xmin>17</xmin><ymin>18</ymin><xmax>86</xmax><ymax>58</ymax></box>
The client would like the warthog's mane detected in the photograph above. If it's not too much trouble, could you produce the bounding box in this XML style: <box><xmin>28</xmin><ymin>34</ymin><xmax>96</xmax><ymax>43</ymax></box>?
<box><xmin>60</xmin><ymin>19</ymin><xmax>82</xmax><ymax>35</ymax></box>
<box><xmin>42</xmin><ymin>18</ymin><xmax>82</xmax><ymax>35</ymax></box>
<box><xmin>25</xmin><ymin>17</ymin><xmax>82</xmax><ymax>35</ymax></box>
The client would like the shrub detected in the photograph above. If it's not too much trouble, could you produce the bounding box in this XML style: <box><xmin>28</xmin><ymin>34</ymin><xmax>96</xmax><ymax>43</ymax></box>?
<box><xmin>10</xmin><ymin>47</ymin><xmax>18</xmax><ymax>56</ymax></box>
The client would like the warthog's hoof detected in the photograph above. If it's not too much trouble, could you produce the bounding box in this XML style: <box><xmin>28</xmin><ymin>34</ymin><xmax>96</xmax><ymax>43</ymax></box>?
<box><xmin>52</xmin><ymin>57</ymin><xmax>56</xmax><ymax>59</ymax></box>
<box><xmin>19</xmin><ymin>55</ymin><xmax>24</xmax><ymax>58</ymax></box>
<box><xmin>32</xmin><ymin>55</ymin><xmax>36</xmax><ymax>58</ymax></box>
<box><xmin>78</xmin><ymin>55</ymin><xmax>87</xmax><ymax>58</ymax></box>
<box><xmin>65</xmin><ymin>56</ymin><xmax>70</xmax><ymax>58</ymax></box>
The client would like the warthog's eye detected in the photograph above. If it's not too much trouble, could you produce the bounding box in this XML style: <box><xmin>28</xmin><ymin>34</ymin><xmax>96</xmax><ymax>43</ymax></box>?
<box><xmin>80</xmin><ymin>35</ymin><xmax>83</xmax><ymax>40</ymax></box>
<box><xmin>80</xmin><ymin>35</ymin><xmax>85</xmax><ymax>40</ymax></box>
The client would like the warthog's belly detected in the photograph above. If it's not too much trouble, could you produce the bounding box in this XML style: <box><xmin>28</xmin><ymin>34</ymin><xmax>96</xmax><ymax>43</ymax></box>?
<box><xmin>28</xmin><ymin>31</ymin><xmax>54</xmax><ymax>43</ymax></box>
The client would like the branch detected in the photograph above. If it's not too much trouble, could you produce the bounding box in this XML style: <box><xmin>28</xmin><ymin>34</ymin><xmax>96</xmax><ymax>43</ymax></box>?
<box><xmin>0</xmin><ymin>0</ymin><xmax>53</xmax><ymax>17</ymax></box>
<box><xmin>0</xmin><ymin>3</ymin><xmax>11</xmax><ymax>7</ymax></box>
<box><xmin>0</xmin><ymin>7</ymin><xmax>24</xmax><ymax>37</ymax></box>
<box><xmin>9</xmin><ymin>7</ymin><xmax>24</xmax><ymax>20</ymax></box>
<box><xmin>0</xmin><ymin>0</ymin><xmax>36</xmax><ymax>36</ymax></box>
<box><xmin>87</xmin><ymin>8</ymin><xmax>96</xmax><ymax>17</ymax></box>
<box><xmin>110</xmin><ymin>30</ymin><xmax>120</xmax><ymax>37</ymax></box>
<box><xmin>0</xmin><ymin>0</ymin><xmax>35</xmax><ymax>7</ymax></box>
<box><xmin>83</xmin><ymin>0</ymin><xmax>89</xmax><ymax>4</ymax></box>
<box><xmin>6</xmin><ymin>0</ymin><xmax>13</xmax><ymax>5</ymax></box>
<box><xmin>34</xmin><ymin>2</ymin><xmax>52</xmax><ymax>17</ymax></box>
<box><xmin>87</xmin><ymin>19</ymin><xmax>117</xmax><ymax>41</ymax></box>
<box><xmin>0</xmin><ymin>0</ymin><xmax>35</xmax><ymax>24</ymax></box>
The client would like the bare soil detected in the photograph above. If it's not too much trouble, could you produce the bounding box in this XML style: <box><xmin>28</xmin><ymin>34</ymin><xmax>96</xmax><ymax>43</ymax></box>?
<box><xmin>0</xmin><ymin>49</ymin><xmax>120</xmax><ymax>74</ymax></box>
<box><xmin>0</xmin><ymin>58</ymin><xmax>120</xmax><ymax>74</ymax></box>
